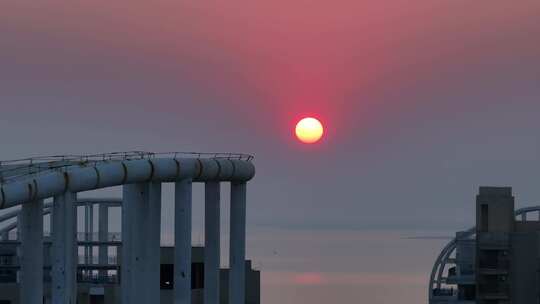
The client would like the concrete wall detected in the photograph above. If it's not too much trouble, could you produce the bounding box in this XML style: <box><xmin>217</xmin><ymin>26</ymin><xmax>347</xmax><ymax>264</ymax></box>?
<box><xmin>476</xmin><ymin>187</ymin><xmax>515</xmax><ymax>233</ymax></box>
<box><xmin>515</xmin><ymin>221</ymin><xmax>540</xmax><ymax>232</ymax></box>
<box><xmin>0</xmin><ymin>283</ymin><xmax>19</xmax><ymax>303</ymax></box>
<box><xmin>511</xmin><ymin>232</ymin><xmax>539</xmax><ymax>304</ymax></box>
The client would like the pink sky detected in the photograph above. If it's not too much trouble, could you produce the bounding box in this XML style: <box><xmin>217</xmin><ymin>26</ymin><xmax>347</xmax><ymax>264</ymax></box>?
<box><xmin>1</xmin><ymin>1</ymin><xmax>540</xmax><ymax>303</ymax></box>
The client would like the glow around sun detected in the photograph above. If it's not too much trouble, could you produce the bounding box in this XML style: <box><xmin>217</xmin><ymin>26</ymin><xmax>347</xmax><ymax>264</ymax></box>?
<box><xmin>295</xmin><ymin>117</ymin><xmax>324</xmax><ymax>144</ymax></box>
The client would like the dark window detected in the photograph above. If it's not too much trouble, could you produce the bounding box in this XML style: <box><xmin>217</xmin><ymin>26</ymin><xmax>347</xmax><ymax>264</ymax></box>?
<box><xmin>192</xmin><ymin>263</ymin><xmax>204</xmax><ymax>289</ymax></box>
<box><xmin>479</xmin><ymin>250</ymin><xmax>499</xmax><ymax>269</ymax></box>
<box><xmin>481</xmin><ymin>204</ymin><xmax>489</xmax><ymax>232</ymax></box>
<box><xmin>160</xmin><ymin>263</ymin><xmax>205</xmax><ymax>290</ymax></box>
<box><xmin>0</xmin><ymin>300</ymin><xmax>10</xmax><ymax>304</ymax></box>
<box><xmin>0</xmin><ymin>268</ymin><xmax>16</xmax><ymax>283</ymax></box>
<box><xmin>0</xmin><ymin>255</ymin><xmax>13</xmax><ymax>266</ymax></box>
<box><xmin>161</xmin><ymin>264</ymin><xmax>174</xmax><ymax>289</ymax></box>
<box><xmin>89</xmin><ymin>295</ymin><xmax>104</xmax><ymax>304</ymax></box>
<box><xmin>448</xmin><ymin>266</ymin><xmax>456</xmax><ymax>277</ymax></box>
<box><xmin>459</xmin><ymin>285</ymin><xmax>475</xmax><ymax>300</ymax></box>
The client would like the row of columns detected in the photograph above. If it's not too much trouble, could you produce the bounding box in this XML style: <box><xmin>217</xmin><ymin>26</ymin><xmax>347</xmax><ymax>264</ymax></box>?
<box><xmin>121</xmin><ymin>180</ymin><xmax>248</xmax><ymax>304</ymax></box>
<box><xmin>18</xmin><ymin>193</ymin><xmax>79</xmax><ymax>304</ymax></box>
<box><xmin>83</xmin><ymin>203</ymin><xmax>110</xmax><ymax>270</ymax></box>
<box><xmin>17</xmin><ymin>179</ymin><xmax>248</xmax><ymax>304</ymax></box>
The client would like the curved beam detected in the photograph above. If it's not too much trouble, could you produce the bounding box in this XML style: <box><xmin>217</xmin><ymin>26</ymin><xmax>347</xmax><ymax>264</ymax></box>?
<box><xmin>0</xmin><ymin>198</ymin><xmax>122</xmax><ymax>225</ymax></box>
<box><xmin>0</xmin><ymin>208</ymin><xmax>52</xmax><ymax>235</ymax></box>
<box><xmin>0</xmin><ymin>198</ymin><xmax>123</xmax><ymax>240</ymax></box>
<box><xmin>0</xmin><ymin>158</ymin><xmax>255</xmax><ymax>209</ymax></box>
<box><xmin>0</xmin><ymin>221</ymin><xmax>18</xmax><ymax>236</ymax></box>
<box><xmin>0</xmin><ymin>201</ymin><xmax>53</xmax><ymax>223</ymax></box>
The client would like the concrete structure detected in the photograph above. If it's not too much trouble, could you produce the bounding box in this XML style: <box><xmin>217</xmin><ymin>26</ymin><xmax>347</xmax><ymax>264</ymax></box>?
<box><xmin>0</xmin><ymin>152</ymin><xmax>256</xmax><ymax>304</ymax></box>
<box><xmin>0</xmin><ymin>235</ymin><xmax>260</xmax><ymax>304</ymax></box>
<box><xmin>429</xmin><ymin>186</ymin><xmax>540</xmax><ymax>304</ymax></box>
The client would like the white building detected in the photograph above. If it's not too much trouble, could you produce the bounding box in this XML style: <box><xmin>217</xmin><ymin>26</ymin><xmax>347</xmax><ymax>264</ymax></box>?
<box><xmin>0</xmin><ymin>152</ymin><xmax>257</xmax><ymax>304</ymax></box>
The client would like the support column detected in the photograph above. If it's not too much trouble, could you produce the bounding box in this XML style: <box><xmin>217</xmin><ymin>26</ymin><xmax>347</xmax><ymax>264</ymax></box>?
<box><xmin>84</xmin><ymin>204</ymin><xmax>90</xmax><ymax>265</ymax></box>
<box><xmin>89</xmin><ymin>204</ymin><xmax>94</xmax><ymax>264</ymax></box>
<box><xmin>121</xmin><ymin>186</ymin><xmax>134</xmax><ymax>304</ymax></box>
<box><xmin>146</xmin><ymin>182</ymin><xmax>162</xmax><ymax>304</ymax></box>
<box><xmin>204</xmin><ymin>182</ymin><xmax>221</xmax><ymax>304</ymax></box>
<box><xmin>1</xmin><ymin>230</ymin><xmax>8</xmax><ymax>241</ymax></box>
<box><xmin>20</xmin><ymin>199</ymin><xmax>44</xmax><ymax>304</ymax></box>
<box><xmin>52</xmin><ymin>192</ymin><xmax>77</xmax><ymax>304</ymax></box>
<box><xmin>229</xmin><ymin>183</ymin><xmax>247</xmax><ymax>304</ymax></box>
<box><xmin>174</xmin><ymin>179</ymin><xmax>192</xmax><ymax>304</ymax></box>
<box><xmin>122</xmin><ymin>183</ymin><xmax>149</xmax><ymax>304</ymax></box>
<box><xmin>98</xmin><ymin>204</ymin><xmax>109</xmax><ymax>277</ymax></box>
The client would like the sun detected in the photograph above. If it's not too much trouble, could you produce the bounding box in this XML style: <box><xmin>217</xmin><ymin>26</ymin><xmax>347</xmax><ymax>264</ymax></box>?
<box><xmin>295</xmin><ymin>117</ymin><xmax>324</xmax><ymax>144</ymax></box>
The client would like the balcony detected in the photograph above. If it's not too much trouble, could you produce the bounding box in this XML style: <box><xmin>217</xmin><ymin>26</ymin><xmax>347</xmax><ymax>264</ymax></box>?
<box><xmin>446</xmin><ymin>274</ymin><xmax>475</xmax><ymax>285</ymax></box>
<box><xmin>77</xmin><ymin>232</ymin><xmax>122</xmax><ymax>243</ymax></box>
<box><xmin>0</xmin><ymin>255</ymin><xmax>18</xmax><ymax>268</ymax></box>
<box><xmin>77</xmin><ymin>272</ymin><xmax>119</xmax><ymax>284</ymax></box>
<box><xmin>478</xmin><ymin>283</ymin><xmax>510</xmax><ymax>300</ymax></box>
<box><xmin>477</xmin><ymin>233</ymin><xmax>510</xmax><ymax>249</ymax></box>
<box><xmin>433</xmin><ymin>288</ymin><xmax>456</xmax><ymax>297</ymax></box>
<box><xmin>0</xmin><ymin>269</ymin><xmax>17</xmax><ymax>283</ymax></box>
<box><xmin>477</xmin><ymin>249</ymin><xmax>510</xmax><ymax>276</ymax></box>
<box><xmin>78</xmin><ymin>255</ymin><xmax>118</xmax><ymax>266</ymax></box>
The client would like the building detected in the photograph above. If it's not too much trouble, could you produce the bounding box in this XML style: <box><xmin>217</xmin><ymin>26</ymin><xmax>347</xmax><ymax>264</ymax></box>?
<box><xmin>429</xmin><ymin>186</ymin><xmax>540</xmax><ymax>304</ymax></box>
<box><xmin>0</xmin><ymin>236</ymin><xmax>260</xmax><ymax>304</ymax></box>
<box><xmin>0</xmin><ymin>152</ymin><xmax>257</xmax><ymax>304</ymax></box>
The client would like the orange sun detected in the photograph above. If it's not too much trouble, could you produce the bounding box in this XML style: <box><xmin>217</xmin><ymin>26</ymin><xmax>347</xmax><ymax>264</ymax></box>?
<box><xmin>295</xmin><ymin>117</ymin><xmax>324</xmax><ymax>144</ymax></box>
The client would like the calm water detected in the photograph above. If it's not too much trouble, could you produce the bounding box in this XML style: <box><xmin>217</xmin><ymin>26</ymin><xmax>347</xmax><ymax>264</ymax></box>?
<box><xmin>248</xmin><ymin>228</ymin><xmax>451</xmax><ymax>304</ymax></box>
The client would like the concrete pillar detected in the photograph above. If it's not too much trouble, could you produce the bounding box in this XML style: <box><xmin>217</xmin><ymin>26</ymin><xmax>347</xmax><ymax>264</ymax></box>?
<box><xmin>16</xmin><ymin>215</ymin><xmax>21</xmax><ymax>282</ymax></box>
<box><xmin>121</xmin><ymin>187</ymin><xmax>133</xmax><ymax>304</ymax></box>
<box><xmin>122</xmin><ymin>183</ymin><xmax>150</xmax><ymax>304</ymax></box>
<box><xmin>174</xmin><ymin>179</ymin><xmax>192</xmax><ymax>304</ymax></box>
<box><xmin>84</xmin><ymin>204</ymin><xmax>90</xmax><ymax>265</ymax></box>
<box><xmin>84</xmin><ymin>204</ymin><xmax>87</xmax><ymax>264</ymax></box>
<box><xmin>98</xmin><ymin>204</ymin><xmax>109</xmax><ymax>277</ymax></box>
<box><xmin>521</xmin><ymin>213</ymin><xmax>526</xmax><ymax>222</ymax></box>
<box><xmin>89</xmin><ymin>203</ymin><xmax>94</xmax><ymax>264</ymax></box>
<box><xmin>146</xmin><ymin>182</ymin><xmax>162</xmax><ymax>304</ymax></box>
<box><xmin>229</xmin><ymin>182</ymin><xmax>247</xmax><ymax>304</ymax></box>
<box><xmin>19</xmin><ymin>199</ymin><xmax>44</xmax><ymax>304</ymax></box>
<box><xmin>1</xmin><ymin>230</ymin><xmax>8</xmax><ymax>241</ymax></box>
<box><xmin>204</xmin><ymin>182</ymin><xmax>221</xmax><ymax>304</ymax></box>
<box><xmin>52</xmin><ymin>192</ymin><xmax>77</xmax><ymax>304</ymax></box>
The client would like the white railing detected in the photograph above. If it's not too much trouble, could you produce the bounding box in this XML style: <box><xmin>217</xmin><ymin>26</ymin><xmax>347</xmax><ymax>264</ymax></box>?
<box><xmin>0</xmin><ymin>151</ymin><xmax>254</xmax><ymax>184</ymax></box>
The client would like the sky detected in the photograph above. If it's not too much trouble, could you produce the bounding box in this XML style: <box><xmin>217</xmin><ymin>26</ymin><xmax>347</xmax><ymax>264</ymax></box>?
<box><xmin>1</xmin><ymin>1</ymin><xmax>540</xmax><ymax>303</ymax></box>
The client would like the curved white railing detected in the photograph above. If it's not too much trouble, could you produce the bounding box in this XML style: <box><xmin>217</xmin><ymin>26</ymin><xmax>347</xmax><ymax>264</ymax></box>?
<box><xmin>0</xmin><ymin>153</ymin><xmax>255</xmax><ymax>209</ymax></box>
